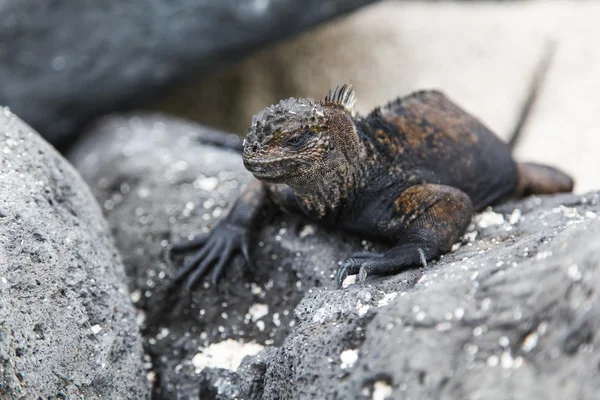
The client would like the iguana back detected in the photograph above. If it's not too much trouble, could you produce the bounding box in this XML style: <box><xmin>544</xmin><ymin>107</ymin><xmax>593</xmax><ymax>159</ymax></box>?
<box><xmin>359</xmin><ymin>90</ymin><xmax>518</xmax><ymax>210</ymax></box>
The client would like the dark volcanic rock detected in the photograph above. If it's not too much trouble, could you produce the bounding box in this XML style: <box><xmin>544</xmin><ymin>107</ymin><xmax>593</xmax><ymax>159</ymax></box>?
<box><xmin>68</xmin><ymin>113</ymin><xmax>365</xmax><ymax>399</ymax></box>
<box><xmin>69</xmin><ymin>112</ymin><xmax>600</xmax><ymax>399</ymax></box>
<box><xmin>194</xmin><ymin>197</ymin><xmax>600</xmax><ymax>400</ymax></box>
<box><xmin>0</xmin><ymin>110</ymin><xmax>149</xmax><ymax>399</ymax></box>
<box><xmin>0</xmin><ymin>0</ymin><xmax>378</xmax><ymax>148</ymax></box>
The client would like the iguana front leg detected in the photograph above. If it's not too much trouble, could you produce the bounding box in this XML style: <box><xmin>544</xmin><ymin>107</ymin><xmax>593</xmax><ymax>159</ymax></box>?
<box><xmin>336</xmin><ymin>184</ymin><xmax>473</xmax><ymax>288</ymax></box>
<box><xmin>171</xmin><ymin>178</ymin><xmax>268</xmax><ymax>290</ymax></box>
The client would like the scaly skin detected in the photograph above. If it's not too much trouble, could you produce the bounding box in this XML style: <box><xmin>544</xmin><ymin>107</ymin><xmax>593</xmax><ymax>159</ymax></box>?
<box><xmin>171</xmin><ymin>85</ymin><xmax>574</xmax><ymax>289</ymax></box>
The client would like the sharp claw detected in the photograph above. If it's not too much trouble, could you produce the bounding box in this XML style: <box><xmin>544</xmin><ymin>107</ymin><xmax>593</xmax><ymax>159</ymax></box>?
<box><xmin>172</xmin><ymin>222</ymin><xmax>250</xmax><ymax>290</ymax></box>
<box><xmin>211</xmin><ymin>242</ymin><xmax>234</xmax><ymax>285</ymax></box>
<box><xmin>184</xmin><ymin>244</ymin><xmax>222</xmax><ymax>290</ymax></box>
<box><xmin>163</xmin><ymin>244</ymin><xmax>175</xmax><ymax>269</ymax></box>
<box><xmin>210</xmin><ymin>265</ymin><xmax>224</xmax><ymax>286</ymax></box>
<box><xmin>184</xmin><ymin>276</ymin><xmax>197</xmax><ymax>292</ymax></box>
<box><xmin>336</xmin><ymin>257</ymin><xmax>371</xmax><ymax>288</ymax></box>
<box><xmin>174</xmin><ymin>244</ymin><xmax>212</xmax><ymax>282</ymax></box>
<box><xmin>184</xmin><ymin>262</ymin><xmax>210</xmax><ymax>291</ymax></box>
<box><xmin>417</xmin><ymin>248</ymin><xmax>427</xmax><ymax>268</ymax></box>
<box><xmin>336</xmin><ymin>265</ymin><xmax>349</xmax><ymax>289</ymax></box>
<box><xmin>241</xmin><ymin>237</ymin><xmax>251</xmax><ymax>265</ymax></box>
<box><xmin>358</xmin><ymin>266</ymin><xmax>368</xmax><ymax>282</ymax></box>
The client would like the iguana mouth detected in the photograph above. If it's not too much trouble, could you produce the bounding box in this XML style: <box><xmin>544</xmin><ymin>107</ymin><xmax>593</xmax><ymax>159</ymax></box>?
<box><xmin>243</xmin><ymin>158</ymin><xmax>303</xmax><ymax>179</ymax></box>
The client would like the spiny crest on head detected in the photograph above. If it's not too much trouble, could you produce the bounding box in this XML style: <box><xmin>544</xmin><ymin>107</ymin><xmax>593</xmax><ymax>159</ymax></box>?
<box><xmin>247</xmin><ymin>97</ymin><xmax>326</xmax><ymax>144</ymax></box>
<box><xmin>322</xmin><ymin>83</ymin><xmax>356</xmax><ymax>116</ymax></box>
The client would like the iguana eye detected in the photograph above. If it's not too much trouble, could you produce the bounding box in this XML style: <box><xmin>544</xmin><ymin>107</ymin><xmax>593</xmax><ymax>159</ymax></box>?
<box><xmin>285</xmin><ymin>133</ymin><xmax>309</xmax><ymax>148</ymax></box>
<box><xmin>287</xmin><ymin>136</ymin><xmax>303</xmax><ymax>145</ymax></box>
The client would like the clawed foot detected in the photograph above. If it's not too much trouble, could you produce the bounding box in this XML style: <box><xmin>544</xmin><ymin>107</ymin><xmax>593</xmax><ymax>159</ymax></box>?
<box><xmin>170</xmin><ymin>221</ymin><xmax>250</xmax><ymax>290</ymax></box>
<box><xmin>335</xmin><ymin>246</ymin><xmax>429</xmax><ymax>288</ymax></box>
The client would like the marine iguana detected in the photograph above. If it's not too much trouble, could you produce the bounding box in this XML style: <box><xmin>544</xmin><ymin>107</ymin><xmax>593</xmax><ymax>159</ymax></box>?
<box><xmin>171</xmin><ymin>84</ymin><xmax>574</xmax><ymax>289</ymax></box>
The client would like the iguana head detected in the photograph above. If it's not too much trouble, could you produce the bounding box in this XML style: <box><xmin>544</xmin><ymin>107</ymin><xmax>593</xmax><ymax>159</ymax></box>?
<box><xmin>243</xmin><ymin>84</ymin><xmax>362</xmax><ymax>189</ymax></box>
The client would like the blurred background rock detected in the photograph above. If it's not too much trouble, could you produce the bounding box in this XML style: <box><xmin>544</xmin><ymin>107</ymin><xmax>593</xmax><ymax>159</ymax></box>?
<box><xmin>0</xmin><ymin>0</ymin><xmax>378</xmax><ymax>146</ymax></box>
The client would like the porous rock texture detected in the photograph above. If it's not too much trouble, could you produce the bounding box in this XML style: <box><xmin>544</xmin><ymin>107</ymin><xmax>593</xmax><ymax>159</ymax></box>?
<box><xmin>69</xmin><ymin>113</ymin><xmax>600</xmax><ymax>399</ymax></box>
<box><xmin>0</xmin><ymin>110</ymin><xmax>149</xmax><ymax>399</ymax></box>
<box><xmin>0</xmin><ymin>0</ymin><xmax>377</xmax><ymax>148</ymax></box>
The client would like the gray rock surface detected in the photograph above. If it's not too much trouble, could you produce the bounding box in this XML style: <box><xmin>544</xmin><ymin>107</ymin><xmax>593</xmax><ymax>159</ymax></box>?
<box><xmin>69</xmin><ymin>113</ymin><xmax>600</xmax><ymax>399</ymax></box>
<box><xmin>250</xmin><ymin>197</ymin><xmax>600</xmax><ymax>400</ymax></box>
<box><xmin>0</xmin><ymin>0</ymin><xmax>377</xmax><ymax>147</ymax></box>
<box><xmin>0</xmin><ymin>110</ymin><xmax>149</xmax><ymax>399</ymax></box>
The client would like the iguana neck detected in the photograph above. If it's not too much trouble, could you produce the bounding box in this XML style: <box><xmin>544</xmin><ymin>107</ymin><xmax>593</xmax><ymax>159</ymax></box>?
<box><xmin>289</xmin><ymin>112</ymin><xmax>367</xmax><ymax>219</ymax></box>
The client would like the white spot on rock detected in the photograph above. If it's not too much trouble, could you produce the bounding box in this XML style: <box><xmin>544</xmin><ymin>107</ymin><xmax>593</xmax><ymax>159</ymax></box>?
<box><xmin>535</xmin><ymin>251</ymin><xmax>553</xmax><ymax>260</ymax></box>
<box><xmin>342</xmin><ymin>274</ymin><xmax>356</xmax><ymax>288</ymax></box>
<box><xmin>567</xmin><ymin>264</ymin><xmax>582</xmax><ymax>281</ymax></box>
<box><xmin>585</xmin><ymin>211</ymin><xmax>597</xmax><ymax>219</ymax></box>
<box><xmin>454</xmin><ymin>308</ymin><xmax>465</xmax><ymax>320</ymax></box>
<box><xmin>522</xmin><ymin>332</ymin><xmax>539</xmax><ymax>352</ymax></box>
<box><xmin>91</xmin><ymin>325</ymin><xmax>103</xmax><ymax>335</ymax></box>
<box><xmin>137</xmin><ymin>187</ymin><xmax>150</xmax><ymax>199</ymax></box>
<box><xmin>194</xmin><ymin>176</ymin><xmax>219</xmax><ymax>191</ymax></box>
<box><xmin>130</xmin><ymin>289</ymin><xmax>142</xmax><ymax>304</ymax></box>
<box><xmin>463</xmin><ymin>230</ymin><xmax>478</xmax><ymax>242</ymax></box>
<box><xmin>340</xmin><ymin>349</ymin><xmax>359</xmax><ymax>369</ymax></box>
<box><xmin>248</xmin><ymin>303</ymin><xmax>269</xmax><ymax>321</ymax></box>
<box><xmin>473</xmin><ymin>326</ymin><xmax>484</xmax><ymax>337</ymax></box>
<box><xmin>501</xmin><ymin>351</ymin><xmax>514</xmax><ymax>369</ymax></box>
<box><xmin>146</xmin><ymin>370</ymin><xmax>156</xmax><ymax>383</ymax></box>
<box><xmin>191</xmin><ymin>339</ymin><xmax>264</xmax><ymax>373</ymax></box>
<box><xmin>487</xmin><ymin>355</ymin><xmax>499</xmax><ymax>367</ymax></box>
<box><xmin>299</xmin><ymin>224</ymin><xmax>315</xmax><ymax>238</ymax></box>
<box><xmin>156</xmin><ymin>327</ymin><xmax>170</xmax><ymax>340</ymax></box>
<box><xmin>475</xmin><ymin>210</ymin><xmax>505</xmax><ymax>228</ymax></box>
<box><xmin>513</xmin><ymin>356</ymin><xmax>524</xmax><ymax>369</ymax></box>
<box><xmin>312</xmin><ymin>307</ymin><xmax>330</xmax><ymax>323</ymax></box>
<box><xmin>357</xmin><ymin>301</ymin><xmax>370</xmax><ymax>317</ymax></box>
<box><xmin>377</xmin><ymin>292</ymin><xmax>398</xmax><ymax>307</ymax></box>
<box><xmin>372</xmin><ymin>380</ymin><xmax>393</xmax><ymax>400</ymax></box>
<box><xmin>508</xmin><ymin>209</ymin><xmax>521</xmax><ymax>225</ymax></box>
<box><xmin>250</xmin><ymin>283</ymin><xmax>263</xmax><ymax>295</ymax></box>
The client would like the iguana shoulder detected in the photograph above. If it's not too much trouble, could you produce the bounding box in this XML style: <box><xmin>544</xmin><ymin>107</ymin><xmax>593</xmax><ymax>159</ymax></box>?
<box><xmin>355</xmin><ymin>90</ymin><xmax>522</xmax><ymax>209</ymax></box>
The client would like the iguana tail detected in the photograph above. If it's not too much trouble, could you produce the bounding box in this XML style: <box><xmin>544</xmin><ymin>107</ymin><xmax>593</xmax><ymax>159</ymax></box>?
<box><xmin>515</xmin><ymin>162</ymin><xmax>574</xmax><ymax>197</ymax></box>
